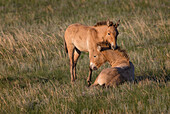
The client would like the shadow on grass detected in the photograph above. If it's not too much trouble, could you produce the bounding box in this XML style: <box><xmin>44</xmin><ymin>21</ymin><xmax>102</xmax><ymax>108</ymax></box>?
<box><xmin>134</xmin><ymin>68</ymin><xmax>170</xmax><ymax>84</ymax></box>
<box><xmin>134</xmin><ymin>75</ymin><xmax>170</xmax><ymax>84</ymax></box>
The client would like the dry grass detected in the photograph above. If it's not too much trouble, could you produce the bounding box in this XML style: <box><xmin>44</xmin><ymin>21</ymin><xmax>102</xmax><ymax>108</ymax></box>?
<box><xmin>0</xmin><ymin>0</ymin><xmax>169</xmax><ymax>113</ymax></box>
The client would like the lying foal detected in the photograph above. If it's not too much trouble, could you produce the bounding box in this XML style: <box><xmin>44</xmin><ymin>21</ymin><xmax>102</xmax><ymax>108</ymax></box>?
<box><xmin>91</xmin><ymin>46</ymin><xmax>134</xmax><ymax>87</ymax></box>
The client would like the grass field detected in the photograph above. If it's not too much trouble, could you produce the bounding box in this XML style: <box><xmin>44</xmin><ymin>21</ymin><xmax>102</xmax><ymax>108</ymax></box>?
<box><xmin>0</xmin><ymin>0</ymin><xmax>169</xmax><ymax>113</ymax></box>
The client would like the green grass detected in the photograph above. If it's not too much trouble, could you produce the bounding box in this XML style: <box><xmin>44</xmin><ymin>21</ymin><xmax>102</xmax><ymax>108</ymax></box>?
<box><xmin>0</xmin><ymin>0</ymin><xmax>169</xmax><ymax>113</ymax></box>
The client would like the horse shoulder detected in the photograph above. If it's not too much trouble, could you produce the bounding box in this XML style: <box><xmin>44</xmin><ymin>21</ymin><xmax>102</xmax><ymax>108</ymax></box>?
<box><xmin>87</xmin><ymin>28</ymin><xmax>104</xmax><ymax>44</ymax></box>
<box><xmin>87</xmin><ymin>28</ymin><xmax>98</xmax><ymax>37</ymax></box>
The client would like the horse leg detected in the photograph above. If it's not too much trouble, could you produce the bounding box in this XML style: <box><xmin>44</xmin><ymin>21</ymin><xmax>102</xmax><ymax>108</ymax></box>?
<box><xmin>73</xmin><ymin>48</ymin><xmax>81</xmax><ymax>80</ymax></box>
<box><xmin>90</xmin><ymin>75</ymin><xmax>99</xmax><ymax>87</ymax></box>
<box><xmin>91</xmin><ymin>82</ymin><xmax>98</xmax><ymax>87</ymax></box>
<box><xmin>87</xmin><ymin>67</ymin><xmax>92</xmax><ymax>86</ymax></box>
<box><xmin>67</xmin><ymin>45</ymin><xmax>75</xmax><ymax>82</ymax></box>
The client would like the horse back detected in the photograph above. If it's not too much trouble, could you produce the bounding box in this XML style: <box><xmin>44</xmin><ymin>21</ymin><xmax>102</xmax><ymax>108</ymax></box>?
<box><xmin>65</xmin><ymin>23</ymin><xmax>99</xmax><ymax>52</ymax></box>
<box><xmin>93</xmin><ymin>61</ymin><xmax>134</xmax><ymax>87</ymax></box>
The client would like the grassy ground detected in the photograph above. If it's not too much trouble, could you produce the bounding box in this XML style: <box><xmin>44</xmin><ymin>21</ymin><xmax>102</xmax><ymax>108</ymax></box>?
<box><xmin>0</xmin><ymin>0</ymin><xmax>169</xmax><ymax>113</ymax></box>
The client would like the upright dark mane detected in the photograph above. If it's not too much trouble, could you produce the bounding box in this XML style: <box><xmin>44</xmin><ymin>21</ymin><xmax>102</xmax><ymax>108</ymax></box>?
<box><xmin>94</xmin><ymin>21</ymin><xmax>113</xmax><ymax>27</ymax></box>
<box><xmin>116</xmin><ymin>46</ymin><xmax>129</xmax><ymax>60</ymax></box>
<box><xmin>97</xmin><ymin>42</ymin><xmax>129</xmax><ymax>60</ymax></box>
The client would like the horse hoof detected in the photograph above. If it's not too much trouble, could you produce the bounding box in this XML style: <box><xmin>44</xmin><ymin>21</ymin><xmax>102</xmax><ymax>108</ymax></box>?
<box><xmin>87</xmin><ymin>81</ymin><xmax>91</xmax><ymax>87</ymax></box>
<box><xmin>71</xmin><ymin>80</ymin><xmax>76</xmax><ymax>83</ymax></box>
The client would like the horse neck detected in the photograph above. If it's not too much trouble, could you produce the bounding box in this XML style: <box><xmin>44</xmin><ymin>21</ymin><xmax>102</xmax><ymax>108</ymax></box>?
<box><xmin>93</xmin><ymin>25</ymin><xmax>108</xmax><ymax>42</ymax></box>
<box><xmin>103</xmin><ymin>50</ymin><xmax>129</xmax><ymax>67</ymax></box>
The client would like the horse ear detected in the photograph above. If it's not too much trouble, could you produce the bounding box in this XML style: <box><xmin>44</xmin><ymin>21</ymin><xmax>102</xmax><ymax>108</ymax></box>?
<box><xmin>114</xmin><ymin>20</ymin><xmax>120</xmax><ymax>28</ymax></box>
<box><xmin>107</xmin><ymin>19</ymin><xmax>111</xmax><ymax>27</ymax></box>
<box><xmin>97</xmin><ymin>46</ymin><xmax>102</xmax><ymax>52</ymax></box>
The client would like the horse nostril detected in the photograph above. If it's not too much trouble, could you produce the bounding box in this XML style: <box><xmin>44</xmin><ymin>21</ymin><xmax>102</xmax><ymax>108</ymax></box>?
<box><xmin>90</xmin><ymin>62</ymin><xmax>98</xmax><ymax>70</ymax></box>
<box><xmin>111</xmin><ymin>44</ymin><xmax>117</xmax><ymax>50</ymax></box>
<box><xmin>111</xmin><ymin>43</ymin><xmax>115</xmax><ymax>50</ymax></box>
<box><xmin>93</xmin><ymin>66</ymin><xmax>97</xmax><ymax>70</ymax></box>
<box><xmin>114</xmin><ymin>46</ymin><xmax>117</xmax><ymax>50</ymax></box>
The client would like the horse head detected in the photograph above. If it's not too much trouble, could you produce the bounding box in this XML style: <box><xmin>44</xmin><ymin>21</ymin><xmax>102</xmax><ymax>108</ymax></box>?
<box><xmin>89</xmin><ymin>46</ymin><xmax>107</xmax><ymax>70</ymax></box>
<box><xmin>104</xmin><ymin>20</ymin><xmax>120</xmax><ymax>50</ymax></box>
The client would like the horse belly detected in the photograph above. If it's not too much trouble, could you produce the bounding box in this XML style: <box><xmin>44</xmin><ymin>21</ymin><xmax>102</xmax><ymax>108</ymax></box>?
<box><xmin>73</xmin><ymin>38</ymin><xmax>88</xmax><ymax>52</ymax></box>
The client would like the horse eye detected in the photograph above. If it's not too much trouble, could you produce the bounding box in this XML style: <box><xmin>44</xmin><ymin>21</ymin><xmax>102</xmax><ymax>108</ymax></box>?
<box><xmin>94</xmin><ymin>56</ymin><xmax>96</xmax><ymax>58</ymax></box>
<box><xmin>108</xmin><ymin>33</ymin><xmax>110</xmax><ymax>35</ymax></box>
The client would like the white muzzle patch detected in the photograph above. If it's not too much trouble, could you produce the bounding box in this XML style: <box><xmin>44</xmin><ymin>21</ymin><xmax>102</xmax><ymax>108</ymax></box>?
<box><xmin>90</xmin><ymin>62</ymin><xmax>97</xmax><ymax>70</ymax></box>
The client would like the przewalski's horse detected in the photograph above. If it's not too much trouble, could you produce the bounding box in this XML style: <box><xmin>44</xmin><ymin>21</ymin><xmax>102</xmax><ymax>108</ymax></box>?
<box><xmin>64</xmin><ymin>20</ymin><xmax>120</xmax><ymax>85</ymax></box>
<box><xmin>90</xmin><ymin>44</ymin><xmax>135</xmax><ymax>87</ymax></box>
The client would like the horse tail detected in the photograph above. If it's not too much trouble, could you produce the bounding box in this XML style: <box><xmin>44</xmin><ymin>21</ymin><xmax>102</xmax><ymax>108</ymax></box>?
<box><xmin>64</xmin><ymin>40</ymin><xmax>68</xmax><ymax>53</ymax></box>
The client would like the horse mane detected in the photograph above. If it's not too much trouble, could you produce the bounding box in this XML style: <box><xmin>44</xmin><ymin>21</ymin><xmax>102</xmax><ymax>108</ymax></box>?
<box><xmin>116</xmin><ymin>46</ymin><xmax>129</xmax><ymax>60</ymax></box>
<box><xmin>97</xmin><ymin>42</ymin><xmax>129</xmax><ymax>60</ymax></box>
<box><xmin>94</xmin><ymin>21</ymin><xmax>113</xmax><ymax>27</ymax></box>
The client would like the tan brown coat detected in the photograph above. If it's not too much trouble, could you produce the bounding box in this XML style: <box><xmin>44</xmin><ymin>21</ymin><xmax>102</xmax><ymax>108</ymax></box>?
<box><xmin>64</xmin><ymin>20</ymin><xmax>120</xmax><ymax>85</ymax></box>
<box><xmin>91</xmin><ymin>47</ymin><xmax>135</xmax><ymax>87</ymax></box>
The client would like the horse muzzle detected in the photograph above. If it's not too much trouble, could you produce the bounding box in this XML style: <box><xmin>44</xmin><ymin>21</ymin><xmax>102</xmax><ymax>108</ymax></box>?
<box><xmin>111</xmin><ymin>43</ymin><xmax>117</xmax><ymax>50</ymax></box>
<box><xmin>90</xmin><ymin>62</ymin><xmax>98</xmax><ymax>70</ymax></box>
